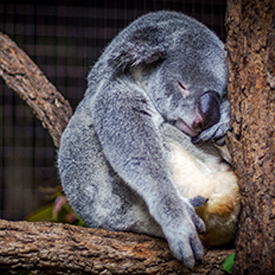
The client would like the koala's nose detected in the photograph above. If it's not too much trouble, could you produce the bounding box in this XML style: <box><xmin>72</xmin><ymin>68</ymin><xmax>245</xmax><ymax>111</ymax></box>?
<box><xmin>192</xmin><ymin>91</ymin><xmax>220</xmax><ymax>132</ymax></box>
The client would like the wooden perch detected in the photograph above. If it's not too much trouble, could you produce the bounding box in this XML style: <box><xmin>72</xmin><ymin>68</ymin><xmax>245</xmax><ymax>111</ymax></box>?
<box><xmin>0</xmin><ymin>219</ymin><xmax>233</xmax><ymax>274</ymax></box>
<box><xmin>0</xmin><ymin>32</ymin><xmax>233</xmax><ymax>274</ymax></box>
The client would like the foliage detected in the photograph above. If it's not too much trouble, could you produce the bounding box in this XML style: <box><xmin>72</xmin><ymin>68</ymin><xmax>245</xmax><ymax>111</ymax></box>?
<box><xmin>222</xmin><ymin>253</ymin><xmax>235</xmax><ymax>274</ymax></box>
<box><xmin>27</xmin><ymin>186</ymin><xmax>85</xmax><ymax>226</ymax></box>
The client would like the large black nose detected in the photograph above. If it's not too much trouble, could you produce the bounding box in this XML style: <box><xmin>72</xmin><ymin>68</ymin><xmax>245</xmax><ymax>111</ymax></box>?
<box><xmin>192</xmin><ymin>91</ymin><xmax>220</xmax><ymax>132</ymax></box>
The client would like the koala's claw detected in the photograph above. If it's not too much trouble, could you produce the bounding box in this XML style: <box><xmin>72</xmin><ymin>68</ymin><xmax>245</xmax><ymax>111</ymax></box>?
<box><xmin>189</xmin><ymin>196</ymin><xmax>208</xmax><ymax>208</ymax></box>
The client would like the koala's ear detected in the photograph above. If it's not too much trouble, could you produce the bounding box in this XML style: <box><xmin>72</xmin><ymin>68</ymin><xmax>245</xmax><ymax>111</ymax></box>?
<box><xmin>108</xmin><ymin>40</ymin><xmax>166</xmax><ymax>75</ymax></box>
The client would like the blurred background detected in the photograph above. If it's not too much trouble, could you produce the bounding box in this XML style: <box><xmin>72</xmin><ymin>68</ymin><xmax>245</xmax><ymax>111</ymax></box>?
<box><xmin>0</xmin><ymin>0</ymin><xmax>227</xmax><ymax>220</ymax></box>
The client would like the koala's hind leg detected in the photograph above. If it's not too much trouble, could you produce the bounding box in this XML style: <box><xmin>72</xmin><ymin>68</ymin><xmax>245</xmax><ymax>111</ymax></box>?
<box><xmin>59</xmin><ymin>123</ymin><xmax>162</xmax><ymax>237</ymax></box>
<box><xmin>69</xmin><ymin>165</ymin><xmax>163</xmax><ymax>237</ymax></box>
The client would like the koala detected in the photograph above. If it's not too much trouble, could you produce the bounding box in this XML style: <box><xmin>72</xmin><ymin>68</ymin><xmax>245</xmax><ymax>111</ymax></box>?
<box><xmin>58</xmin><ymin>11</ymin><xmax>240</xmax><ymax>268</ymax></box>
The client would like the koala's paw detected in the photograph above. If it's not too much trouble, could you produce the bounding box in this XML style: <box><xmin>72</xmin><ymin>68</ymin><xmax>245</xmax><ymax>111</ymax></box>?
<box><xmin>162</xmin><ymin>199</ymin><xmax>205</xmax><ymax>268</ymax></box>
<box><xmin>189</xmin><ymin>196</ymin><xmax>208</xmax><ymax>208</ymax></box>
<box><xmin>193</xmin><ymin>121</ymin><xmax>230</xmax><ymax>143</ymax></box>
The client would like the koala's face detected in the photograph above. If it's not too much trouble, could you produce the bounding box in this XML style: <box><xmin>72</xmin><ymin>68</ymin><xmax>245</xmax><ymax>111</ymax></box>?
<box><xmin>146</xmin><ymin>49</ymin><xmax>227</xmax><ymax>137</ymax></box>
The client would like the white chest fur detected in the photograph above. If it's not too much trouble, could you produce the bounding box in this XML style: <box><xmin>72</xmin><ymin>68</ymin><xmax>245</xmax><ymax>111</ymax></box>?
<box><xmin>167</xmin><ymin>141</ymin><xmax>240</xmax><ymax>247</ymax></box>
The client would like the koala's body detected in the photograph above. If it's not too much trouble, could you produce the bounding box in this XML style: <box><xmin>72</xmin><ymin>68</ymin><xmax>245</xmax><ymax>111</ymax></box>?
<box><xmin>58</xmin><ymin>11</ymin><xmax>240</xmax><ymax>268</ymax></box>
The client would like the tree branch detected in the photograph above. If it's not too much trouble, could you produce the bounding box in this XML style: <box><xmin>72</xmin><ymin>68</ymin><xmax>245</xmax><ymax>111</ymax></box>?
<box><xmin>0</xmin><ymin>31</ymin><xmax>72</xmax><ymax>149</ymax></box>
<box><xmin>0</xmin><ymin>219</ymin><xmax>233</xmax><ymax>274</ymax></box>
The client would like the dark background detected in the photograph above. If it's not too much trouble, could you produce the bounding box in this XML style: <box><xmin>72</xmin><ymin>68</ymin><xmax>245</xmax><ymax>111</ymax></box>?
<box><xmin>0</xmin><ymin>0</ymin><xmax>227</xmax><ymax>220</ymax></box>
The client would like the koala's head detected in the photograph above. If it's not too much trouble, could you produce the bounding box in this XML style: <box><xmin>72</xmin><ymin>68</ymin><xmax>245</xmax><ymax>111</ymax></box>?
<box><xmin>145</xmin><ymin>36</ymin><xmax>228</xmax><ymax>138</ymax></box>
<box><xmin>108</xmin><ymin>11</ymin><xmax>228</xmax><ymax>138</ymax></box>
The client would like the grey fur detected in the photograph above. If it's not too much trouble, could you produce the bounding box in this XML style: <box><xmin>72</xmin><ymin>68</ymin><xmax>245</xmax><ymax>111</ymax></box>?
<box><xmin>58</xmin><ymin>11</ymin><xmax>229</xmax><ymax>268</ymax></box>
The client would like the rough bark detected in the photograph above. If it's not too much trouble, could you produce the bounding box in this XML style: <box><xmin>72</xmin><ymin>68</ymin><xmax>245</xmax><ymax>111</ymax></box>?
<box><xmin>226</xmin><ymin>0</ymin><xmax>275</xmax><ymax>274</ymax></box>
<box><xmin>0</xmin><ymin>219</ymin><xmax>233</xmax><ymax>275</ymax></box>
<box><xmin>0</xmin><ymin>31</ymin><xmax>72</xmax><ymax>149</ymax></box>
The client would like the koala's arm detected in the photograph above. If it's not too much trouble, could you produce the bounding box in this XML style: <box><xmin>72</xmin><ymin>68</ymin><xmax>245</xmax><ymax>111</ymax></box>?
<box><xmin>91</xmin><ymin>80</ymin><xmax>205</xmax><ymax>268</ymax></box>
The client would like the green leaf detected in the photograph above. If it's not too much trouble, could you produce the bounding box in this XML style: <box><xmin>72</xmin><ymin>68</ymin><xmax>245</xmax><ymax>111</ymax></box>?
<box><xmin>222</xmin><ymin>253</ymin><xmax>235</xmax><ymax>274</ymax></box>
<box><xmin>26</xmin><ymin>203</ymin><xmax>54</xmax><ymax>222</ymax></box>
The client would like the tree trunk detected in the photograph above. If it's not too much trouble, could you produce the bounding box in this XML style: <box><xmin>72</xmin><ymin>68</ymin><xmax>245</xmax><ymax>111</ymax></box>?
<box><xmin>226</xmin><ymin>0</ymin><xmax>275</xmax><ymax>274</ymax></box>
<box><xmin>0</xmin><ymin>219</ymin><xmax>233</xmax><ymax>274</ymax></box>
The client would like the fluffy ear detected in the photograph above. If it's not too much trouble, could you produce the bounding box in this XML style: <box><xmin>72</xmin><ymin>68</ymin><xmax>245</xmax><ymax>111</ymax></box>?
<box><xmin>108</xmin><ymin>26</ymin><xmax>166</xmax><ymax>75</ymax></box>
<box><xmin>109</xmin><ymin>42</ymin><xmax>165</xmax><ymax>73</ymax></box>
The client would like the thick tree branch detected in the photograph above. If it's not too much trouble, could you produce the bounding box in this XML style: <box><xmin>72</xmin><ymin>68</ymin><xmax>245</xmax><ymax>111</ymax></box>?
<box><xmin>0</xmin><ymin>219</ymin><xmax>233</xmax><ymax>274</ymax></box>
<box><xmin>0</xmin><ymin>31</ymin><xmax>72</xmax><ymax>148</ymax></box>
<box><xmin>0</xmin><ymin>32</ymin><xmax>233</xmax><ymax>273</ymax></box>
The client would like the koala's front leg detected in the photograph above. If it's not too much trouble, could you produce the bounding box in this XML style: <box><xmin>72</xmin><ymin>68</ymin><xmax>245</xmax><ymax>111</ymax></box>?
<box><xmin>92</xmin><ymin>81</ymin><xmax>205</xmax><ymax>268</ymax></box>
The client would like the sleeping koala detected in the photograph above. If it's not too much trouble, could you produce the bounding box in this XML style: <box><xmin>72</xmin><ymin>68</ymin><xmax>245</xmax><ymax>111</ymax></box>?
<box><xmin>58</xmin><ymin>11</ymin><xmax>239</xmax><ymax>268</ymax></box>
